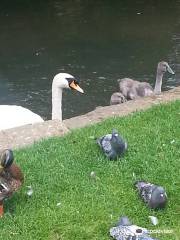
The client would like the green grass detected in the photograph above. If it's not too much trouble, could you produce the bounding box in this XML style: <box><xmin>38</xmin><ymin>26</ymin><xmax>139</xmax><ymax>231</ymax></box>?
<box><xmin>0</xmin><ymin>101</ymin><xmax>179</xmax><ymax>240</ymax></box>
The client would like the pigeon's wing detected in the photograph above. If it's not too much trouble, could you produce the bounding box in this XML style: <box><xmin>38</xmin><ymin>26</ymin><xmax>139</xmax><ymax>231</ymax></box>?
<box><xmin>140</xmin><ymin>184</ymin><xmax>153</xmax><ymax>204</ymax></box>
<box><xmin>97</xmin><ymin>134</ymin><xmax>119</xmax><ymax>159</ymax></box>
<box><xmin>135</xmin><ymin>181</ymin><xmax>154</xmax><ymax>204</ymax></box>
<box><xmin>97</xmin><ymin>134</ymin><xmax>112</xmax><ymax>152</ymax></box>
<box><xmin>101</xmin><ymin>135</ymin><xmax>118</xmax><ymax>159</ymax></box>
<box><xmin>112</xmin><ymin>139</ymin><xmax>127</xmax><ymax>156</ymax></box>
<box><xmin>110</xmin><ymin>131</ymin><xmax>128</xmax><ymax>157</ymax></box>
<box><xmin>110</xmin><ymin>226</ymin><xmax>133</xmax><ymax>240</ymax></box>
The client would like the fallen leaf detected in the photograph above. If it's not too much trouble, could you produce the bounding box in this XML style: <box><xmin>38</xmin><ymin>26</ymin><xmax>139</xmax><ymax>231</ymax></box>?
<box><xmin>149</xmin><ymin>216</ymin><xmax>158</xmax><ymax>225</ymax></box>
<box><xmin>26</xmin><ymin>186</ymin><xmax>33</xmax><ymax>197</ymax></box>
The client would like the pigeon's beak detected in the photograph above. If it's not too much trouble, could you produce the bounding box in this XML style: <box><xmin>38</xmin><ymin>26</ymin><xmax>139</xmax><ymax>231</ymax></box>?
<box><xmin>69</xmin><ymin>80</ymin><xmax>84</xmax><ymax>93</ymax></box>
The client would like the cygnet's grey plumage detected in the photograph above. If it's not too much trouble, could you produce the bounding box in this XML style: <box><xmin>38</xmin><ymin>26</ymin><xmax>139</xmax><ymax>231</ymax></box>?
<box><xmin>110</xmin><ymin>92</ymin><xmax>127</xmax><ymax>105</ymax></box>
<box><xmin>0</xmin><ymin>179</ymin><xmax>10</xmax><ymax>202</ymax></box>
<box><xmin>110</xmin><ymin>216</ymin><xmax>158</xmax><ymax>240</ymax></box>
<box><xmin>97</xmin><ymin>129</ymin><xmax>127</xmax><ymax>160</ymax></box>
<box><xmin>135</xmin><ymin>181</ymin><xmax>167</xmax><ymax>209</ymax></box>
<box><xmin>119</xmin><ymin>61</ymin><xmax>174</xmax><ymax>100</ymax></box>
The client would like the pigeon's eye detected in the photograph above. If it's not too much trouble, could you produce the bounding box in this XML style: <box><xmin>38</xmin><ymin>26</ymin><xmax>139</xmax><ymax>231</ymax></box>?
<box><xmin>136</xmin><ymin>229</ymin><xmax>142</xmax><ymax>233</ymax></box>
<box><xmin>114</xmin><ymin>133</ymin><xmax>118</xmax><ymax>137</ymax></box>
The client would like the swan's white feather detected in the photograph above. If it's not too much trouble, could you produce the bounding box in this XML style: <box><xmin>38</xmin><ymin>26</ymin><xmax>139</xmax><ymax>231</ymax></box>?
<box><xmin>0</xmin><ymin>105</ymin><xmax>44</xmax><ymax>130</ymax></box>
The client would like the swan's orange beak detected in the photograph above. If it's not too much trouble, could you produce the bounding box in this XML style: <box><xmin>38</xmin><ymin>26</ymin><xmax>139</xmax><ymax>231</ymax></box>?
<box><xmin>69</xmin><ymin>81</ymin><xmax>84</xmax><ymax>93</ymax></box>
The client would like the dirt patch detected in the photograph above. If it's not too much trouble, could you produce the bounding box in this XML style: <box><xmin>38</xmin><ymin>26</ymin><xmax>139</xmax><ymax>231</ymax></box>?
<box><xmin>0</xmin><ymin>87</ymin><xmax>179</xmax><ymax>151</ymax></box>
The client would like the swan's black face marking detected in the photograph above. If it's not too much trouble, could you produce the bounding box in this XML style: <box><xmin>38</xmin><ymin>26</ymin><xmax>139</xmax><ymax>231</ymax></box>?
<box><xmin>66</xmin><ymin>77</ymin><xmax>79</xmax><ymax>87</ymax></box>
<box><xmin>66</xmin><ymin>77</ymin><xmax>84</xmax><ymax>93</ymax></box>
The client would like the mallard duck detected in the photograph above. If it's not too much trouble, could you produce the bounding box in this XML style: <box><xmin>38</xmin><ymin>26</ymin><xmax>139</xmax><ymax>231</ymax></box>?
<box><xmin>0</xmin><ymin>149</ymin><xmax>24</xmax><ymax>217</ymax></box>
<box><xmin>134</xmin><ymin>181</ymin><xmax>167</xmax><ymax>209</ymax></box>
<box><xmin>119</xmin><ymin>61</ymin><xmax>174</xmax><ymax>100</ymax></box>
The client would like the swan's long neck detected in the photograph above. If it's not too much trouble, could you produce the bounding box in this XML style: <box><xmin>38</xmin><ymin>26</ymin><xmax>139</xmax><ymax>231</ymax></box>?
<box><xmin>154</xmin><ymin>71</ymin><xmax>163</xmax><ymax>95</ymax></box>
<box><xmin>52</xmin><ymin>82</ymin><xmax>63</xmax><ymax>121</ymax></box>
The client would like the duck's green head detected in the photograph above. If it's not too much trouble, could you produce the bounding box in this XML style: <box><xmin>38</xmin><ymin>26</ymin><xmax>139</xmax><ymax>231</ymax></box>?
<box><xmin>0</xmin><ymin>149</ymin><xmax>14</xmax><ymax>172</ymax></box>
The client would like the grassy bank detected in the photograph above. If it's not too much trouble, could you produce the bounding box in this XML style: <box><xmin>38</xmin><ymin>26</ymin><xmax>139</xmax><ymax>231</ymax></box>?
<box><xmin>0</xmin><ymin>101</ymin><xmax>179</xmax><ymax>240</ymax></box>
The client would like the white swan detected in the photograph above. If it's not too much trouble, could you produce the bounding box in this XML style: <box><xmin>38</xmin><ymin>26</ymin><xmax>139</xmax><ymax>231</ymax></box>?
<box><xmin>119</xmin><ymin>61</ymin><xmax>174</xmax><ymax>100</ymax></box>
<box><xmin>0</xmin><ymin>73</ymin><xmax>84</xmax><ymax>130</ymax></box>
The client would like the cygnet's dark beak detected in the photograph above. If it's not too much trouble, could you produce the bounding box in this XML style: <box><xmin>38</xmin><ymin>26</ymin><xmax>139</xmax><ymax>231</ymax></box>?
<box><xmin>167</xmin><ymin>64</ymin><xmax>175</xmax><ymax>74</ymax></box>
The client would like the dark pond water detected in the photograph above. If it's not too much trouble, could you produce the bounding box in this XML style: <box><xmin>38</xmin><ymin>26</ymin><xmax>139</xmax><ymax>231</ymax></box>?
<box><xmin>0</xmin><ymin>0</ymin><xmax>180</xmax><ymax>120</ymax></box>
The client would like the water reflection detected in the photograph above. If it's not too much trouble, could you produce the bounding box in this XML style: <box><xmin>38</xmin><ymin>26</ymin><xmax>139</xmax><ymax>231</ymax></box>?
<box><xmin>0</xmin><ymin>0</ymin><xmax>179</xmax><ymax>120</ymax></box>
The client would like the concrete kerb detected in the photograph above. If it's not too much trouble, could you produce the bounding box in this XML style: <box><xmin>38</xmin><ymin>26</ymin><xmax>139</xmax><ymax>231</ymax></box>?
<box><xmin>0</xmin><ymin>86</ymin><xmax>179</xmax><ymax>151</ymax></box>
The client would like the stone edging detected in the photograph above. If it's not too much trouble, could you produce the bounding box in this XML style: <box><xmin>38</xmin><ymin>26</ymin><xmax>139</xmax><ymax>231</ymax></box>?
<box><xmin>0</xmin><ymin>87</ymin><xmax>180</xmax><ymax>151</ymax></box>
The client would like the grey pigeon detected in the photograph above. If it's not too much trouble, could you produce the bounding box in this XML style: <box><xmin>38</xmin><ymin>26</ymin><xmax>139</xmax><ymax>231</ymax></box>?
<box><xmin>110</xmin><ymin>216</ymin><xmax>158</xmax><ymax>240</ymax></box>
<box><xmin>134</xmin><ymin>181</ymin><xmax>167</xmax><ymax>209</ymax></box>
<box><xmin>97</xmin><ymin>129</ymin><xmax>127</xmax><ymax>160</ymax></box>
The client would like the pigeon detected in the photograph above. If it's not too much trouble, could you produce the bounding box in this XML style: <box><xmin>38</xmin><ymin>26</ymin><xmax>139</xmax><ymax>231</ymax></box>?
<box><xmin>97</xmin><ymin>129</ymin><xmax>127</xmax><ymax>160</ymax></box>
<box><xmin>110</xmin><ymin>216</ymin><xmax>158</xmax><ymax>240</ymax></box>
<box><xmin>134</xmin><ymin>181</ymin><xmax>167</xmax><ymax>209</ymax></box>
